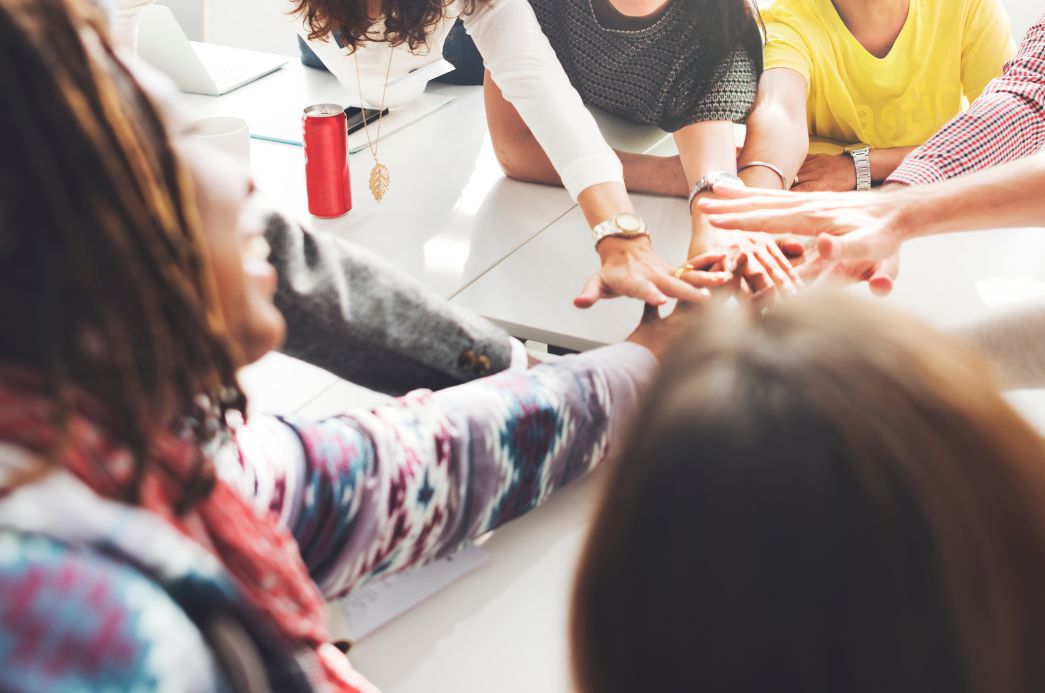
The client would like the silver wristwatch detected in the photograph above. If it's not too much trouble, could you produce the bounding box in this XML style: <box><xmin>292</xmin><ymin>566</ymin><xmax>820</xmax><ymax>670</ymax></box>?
<box><xmin>591</xmin><ymin>212</ymin><xmax>649</xmax><ymax>248</ymax></box>
<box><xmin>845</xmin><ymin>146</ymin><xmax>872</xmax><ymax>191</ymax></box>
<box><xmin>688</xmin><ymin>171</ymin><xmax>744</xmax><ymax>210</ymax></box>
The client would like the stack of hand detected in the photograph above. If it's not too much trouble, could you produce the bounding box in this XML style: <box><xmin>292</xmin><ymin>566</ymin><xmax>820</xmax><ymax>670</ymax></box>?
<box><xmin>613</xmin><ymin>230</ymin><xmax>817</xmax><ymax>361</ymax></box>
<box><xmin>614</xmin><ymin>181</ymin><xmax>920</xmax><ymax>357</ymax></box>
<box><xmin>698</xmin><ymin>184</ymin><xmax>903</xmax><ymax>297</ymax></box>
<box><xmin>575</xmin><ymin>230</ymin><xmax>810</xmax><ymax>312</ymax></box>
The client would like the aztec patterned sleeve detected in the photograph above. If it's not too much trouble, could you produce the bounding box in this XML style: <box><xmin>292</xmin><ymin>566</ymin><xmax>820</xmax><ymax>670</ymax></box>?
<box><xmin>0</xmin><ymin>533</ymin><xmax>223</xmax><ymax>692</ymax></box>
<box><xmin>888</xmin><ymin>12</ymin><xmax>1045</xmax><ymax>186</ymax></box>
<box><xmin>225</xmin><ymin>342</ymin><xmax>656</xmax><ymax>599</ymax></box>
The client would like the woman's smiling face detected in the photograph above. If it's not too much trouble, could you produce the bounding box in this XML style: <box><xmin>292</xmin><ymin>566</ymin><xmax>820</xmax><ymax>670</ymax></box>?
<box><xmin>173</xmin><ymin>135</ymin><xmax>285</xmax><ymax>367</ymax></box>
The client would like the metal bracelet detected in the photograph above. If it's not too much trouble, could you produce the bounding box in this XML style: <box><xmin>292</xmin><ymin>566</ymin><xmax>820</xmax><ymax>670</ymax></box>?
<box><xmin>737</xmin><ymin>161</ymin><xmax>790</xmax><ymax>190</ymax></box>
<box><xmin>847</xmin><ymin>147</ymin><xmax>873</xmax><ymax>191</ymax></box>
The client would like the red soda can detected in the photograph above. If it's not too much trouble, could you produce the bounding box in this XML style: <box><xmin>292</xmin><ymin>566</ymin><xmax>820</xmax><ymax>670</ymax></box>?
<box><xmin>303</xmin><ymin>103</ymin><xmax>352</xmax><ymax>217</ymax></box>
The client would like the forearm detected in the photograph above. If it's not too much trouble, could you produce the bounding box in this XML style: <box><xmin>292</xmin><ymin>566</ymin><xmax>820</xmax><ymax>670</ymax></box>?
<box><xmin>492</xmin><ymin>125</ymin><xmax>685</xmax><ymax>198</ymax></box>
<box><xmin>737</xmin><ymin>70</ymin><xmax>809</xmax><ymax>190</ymax></box>
<box><xmin>737</xmin><ymin>119</ymin><xmax>806</xmax><ymax>190</ymax></box>
<box><xmin>265</xmin><ymin>212</ymin><xmax>513</xmax><ymax>393</ymax></box>
<box><xmin>894</xmin><ymin>152</ymin><xmax>1045</xmax><ymax>238</ymax></box>
<box><xmin>578</xmin><ymin>181</ymin><xmax>635</xmax><ymax>227</ymax></box>
<box><xmin>468</xmin><ymin>2</ymin><xmax>623</xmax><ymax>199</ymax></box>
<box><xmin>869</xmin><ymin>147</ymin><xmax>916</xmax><ymax>182</ymax></box>
<box><xmin>890</xmin><ymin>20</ymin><xmax>1045</xmax><ymax>186</ymax></box>
<box><xmin>675</xmin><ymin>121</ymin><xmax>738</xmax><ymax>255</ymax></box>
<box><xmin>620</xmin><ymin>151</ymin><xmax>689</xmax><ymax>197</ymax></box>
<box><xmin>233</xmin><ymin>342</ymin><xmax>657</xmax><ymax>599</ymax></box>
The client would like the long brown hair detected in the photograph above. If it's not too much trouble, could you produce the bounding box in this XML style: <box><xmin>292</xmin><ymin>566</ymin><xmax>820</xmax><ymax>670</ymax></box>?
<box><xmin>293</xmin><ymin>0</ymin><xmax>491</xmax><ymax>51</ymax></box>
<box><xmin>0</xmin><ymin>0</ymin><xmax>242</xmax><ymax>504</ymax></box>
<box><xmin>572</xmin><ymin>292</ymin><xmax>1045</xmax><ymax>693</ymax></box>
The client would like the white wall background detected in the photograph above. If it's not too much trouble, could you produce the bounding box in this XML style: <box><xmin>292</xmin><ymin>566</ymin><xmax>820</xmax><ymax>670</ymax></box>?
<box><xmin>172</xmin><ymin>0</ymin><xmax>1043</xmax><ymax>56</ymax></box>
<box><xmin>1004</xmin><ymin>0</ymin><xmax>1043</xmax><ymax>38</ymax></box>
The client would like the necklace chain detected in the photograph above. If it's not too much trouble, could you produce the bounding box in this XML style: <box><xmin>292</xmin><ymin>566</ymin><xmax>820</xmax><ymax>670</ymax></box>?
<box><xmin>353</xmin><ymin>45</ymin><xmax>395</xmax><ymax>161</ymax></box>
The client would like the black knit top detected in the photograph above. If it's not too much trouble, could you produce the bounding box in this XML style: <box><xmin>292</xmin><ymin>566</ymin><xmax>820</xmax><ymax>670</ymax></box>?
<box><xmin>528</xmin><ymin>0</ymin><xmax>758</xmax><ymax>132</ymax></box>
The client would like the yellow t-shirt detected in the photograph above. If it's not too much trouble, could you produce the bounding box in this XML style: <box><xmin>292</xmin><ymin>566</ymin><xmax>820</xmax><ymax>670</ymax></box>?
<box><xmin>762</xmin><ymin>0</ymin><xmax>1015</xmax><ymax>152</ymax></box>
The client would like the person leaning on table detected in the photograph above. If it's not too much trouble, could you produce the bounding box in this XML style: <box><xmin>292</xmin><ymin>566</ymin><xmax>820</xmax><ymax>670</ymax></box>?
<box><xmin>699</xmin><ymin>11</ymin><xmax>1045</xmax><ymax>383</ymax></box>
<box><xmin>572</xmin><ymin>291</ymin><xmax>1045</xmax><ymax>693</ymax></box>
<box><xmin>292</xmin><ymin>0</ymin><xmax>798</xmax><ymax>306</ymax></box>
<box><xmin>107</xmin><ymin>0</ymin><xmax>536</xmax><ymax>395</ymax></box>
<box><xmin>738</xmin><ymin>0</ymin><xmax>1014</xmax><ymax>194</ymax></box>
<box><xmin>0</xmin><ymin>1</ymin><xmax>693</xmax><ymax>689</ymax></box>
<box><xmin>479</xmin><ymin>0</ymin><xmax>805</xmax><ymax>296</ymax></box>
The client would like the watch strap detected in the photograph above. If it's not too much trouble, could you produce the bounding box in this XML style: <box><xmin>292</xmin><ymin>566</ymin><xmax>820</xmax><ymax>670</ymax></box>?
<box><xmin>688</xmin><ymin>172</ymin><xmax>744</xmax><ymax>211</ymax></box>
<box><xmin>846</xmin><ymin>147</ymin><xmax>872</xmax><ymax>191</ymax></box>
<box><xmin>591</xmin><ymin>215</ymin><xmax>649</xmax><ymax>247</ymax></box>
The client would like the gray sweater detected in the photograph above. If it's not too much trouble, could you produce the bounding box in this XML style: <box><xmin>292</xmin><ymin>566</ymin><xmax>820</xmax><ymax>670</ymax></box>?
<box><xmin>528</xmin><ymin>0</ymin><xmax>758</xmax><ymax>131</ymax></box>
<box><xmin>266</xmin><ymin>213</ymin><xmax>515</xmax><ymax>395</ymax></box>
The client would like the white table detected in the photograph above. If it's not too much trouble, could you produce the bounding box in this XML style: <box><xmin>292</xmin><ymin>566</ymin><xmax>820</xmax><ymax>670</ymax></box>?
<box><xmin>451</xmin><ymin>199</ymin><xmax>1045</xmax><ymax>350</ymax></box>
<box><xmin>185</xmin><ymin>63</ymin><xmax>672</xmax><ymax>299</ymax></box>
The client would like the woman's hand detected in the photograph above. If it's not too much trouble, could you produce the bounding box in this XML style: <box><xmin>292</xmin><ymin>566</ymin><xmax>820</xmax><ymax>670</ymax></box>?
<box><xmin>793</xmin><ymin>154</ymin><xmax>856</xmax><ymax>192</ymax></box>
<box><xmin>574</xmin><ymin>237</ymin><xmax>730</xmax><ymax>308</ymax></box>
<box><xmin>698</xmin><ymin>185</ymin><xmax>908</xmax><ymax>294</ymax></box>
<box><xmin>625</xmin><ymin>303</ymin><xmax>698</xmax><ymax>361</ymax></box>
<box><xmin>709</xmin><ymin>230</ymin><xmax>805</xmax><ymax>296</ymax></box>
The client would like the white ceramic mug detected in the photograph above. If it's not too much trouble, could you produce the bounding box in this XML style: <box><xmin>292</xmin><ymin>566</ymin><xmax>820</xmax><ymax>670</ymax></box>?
<box><xmin>192</xmin><ymin>115</ymin><xmax>251</xmax><ymax>163</ymax></box>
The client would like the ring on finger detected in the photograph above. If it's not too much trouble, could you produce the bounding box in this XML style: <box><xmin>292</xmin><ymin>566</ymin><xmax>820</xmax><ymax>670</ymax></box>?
<box><xmin>673</xmin><ymin>263</ymin><xmax>694</xmax><ymax>280</ymax></box>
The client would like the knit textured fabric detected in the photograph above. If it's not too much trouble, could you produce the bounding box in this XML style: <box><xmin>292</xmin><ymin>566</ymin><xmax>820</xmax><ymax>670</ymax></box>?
<box><xmin>529</xmin><ymin>0</ymin><xmax>758</xmax><ymax>131</ymax></box>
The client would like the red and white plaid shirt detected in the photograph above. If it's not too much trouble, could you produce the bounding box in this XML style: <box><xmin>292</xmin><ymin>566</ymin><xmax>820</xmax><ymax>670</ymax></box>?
<box><xmin>888</xmin><ymin>12</ymin><xmax>1045</xmax><ymax>186</ymax></box>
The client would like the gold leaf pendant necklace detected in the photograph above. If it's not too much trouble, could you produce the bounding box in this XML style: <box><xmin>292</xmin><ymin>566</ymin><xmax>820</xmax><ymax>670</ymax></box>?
<box><xmin>354</xmin><ymin>46</ymin><xmax>394</xmax><ymax>203</ymax></box>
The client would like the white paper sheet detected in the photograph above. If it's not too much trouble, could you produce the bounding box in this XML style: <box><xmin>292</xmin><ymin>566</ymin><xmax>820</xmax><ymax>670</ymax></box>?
<box><xmin>339</xmin><ymin>545</ymin><xmax>489</xmax><ymax>641</ymax></box>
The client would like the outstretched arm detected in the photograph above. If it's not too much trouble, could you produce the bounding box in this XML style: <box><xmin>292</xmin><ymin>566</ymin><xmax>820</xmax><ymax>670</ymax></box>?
<box><xmin>700</xmin><ymin>151</ymin><xmax>1045</xmax><ymax>266</ymax></box>
<box><xmin>889</xmin><ymin>14</ymin><xmax>1045</xmax><ymax>186</ymax></box>
<box><xmin>266</xmin><ymin>212</ymin><xmax>520</xmax><ymax>394</ymax></box>
<box><xmin>736</xmin><ymin>68</ymin><xmax>809</xmax><ymax>191</ymax></box>
<box><xmin>228</xmin><ymin>341</ymin><xmax>657</xmax><ymax>599</ymax></box>
<box><xmin>481</xmin><ymin>70</ymin><xmax>712</xmax><ymax>308</ymax></box>
<box><xmin>483</xmin><ymin>74</ymin><xmax>688</xmax><ymax>197</ymax></box>
<box><xmin>677</xmin><ymin>119</ymin><xmax>802</xmax><ymax>294</ymax></box>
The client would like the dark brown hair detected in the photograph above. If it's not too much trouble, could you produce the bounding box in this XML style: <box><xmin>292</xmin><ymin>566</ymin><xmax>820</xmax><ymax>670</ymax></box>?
<box><xmin>0</xmin><ymin>0</ymin><xmax>242</xmax><ymax>504</ymax></box>
<box><xmin>572</xmin><ymin>292</ymin><xmax>1045</xmax><ymax>693</ymax></box>
<box><xmin>293</xmin><ymin>0</ymin><xmax>491</xmax><ymax>51</ymax></box>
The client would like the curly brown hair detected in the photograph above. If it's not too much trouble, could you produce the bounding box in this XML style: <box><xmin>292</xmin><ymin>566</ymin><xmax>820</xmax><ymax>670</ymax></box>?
<box><xmin>292</xmin><ymin>0</ymin><xmax>492</xmax><ymax>51</ymax></box>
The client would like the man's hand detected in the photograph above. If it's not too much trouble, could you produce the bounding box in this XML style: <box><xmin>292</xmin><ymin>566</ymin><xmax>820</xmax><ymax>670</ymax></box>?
<box><xmin>794</xmin><ymin>248</ymin><xmax>900</xmax><ymax>296</ymax></box>
<box><xmin>574</xmin><ymin>237</ymin><xmax>731</xmax><ymax>308</ymax></box>
<box><xmin>699</xmin><ymin>185</ymin><xmax>909</xmax><ymax>295</ymax></box>
<box><xmin>699</xmin><ymin>185</ymin><xmax>912</xmax><ymax>264</ymax></box>
<box><xmin>793</xmin><ymin>154</ymin><xmax>857</xmax><ymax>192</ymax></box>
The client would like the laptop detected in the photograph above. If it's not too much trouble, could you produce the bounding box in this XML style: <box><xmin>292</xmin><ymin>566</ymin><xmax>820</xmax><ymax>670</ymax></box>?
<box><xmin>136</xmin><ymin>5</ymin><xmax>288</xmax><ymax>96</ymax></box>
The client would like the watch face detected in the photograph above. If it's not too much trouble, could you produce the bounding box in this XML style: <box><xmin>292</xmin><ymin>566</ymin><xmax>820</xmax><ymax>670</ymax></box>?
<box><xmin>615</xmin><ymin>213</ymin><xmax>644</xmax><ymax>233</ymax></box>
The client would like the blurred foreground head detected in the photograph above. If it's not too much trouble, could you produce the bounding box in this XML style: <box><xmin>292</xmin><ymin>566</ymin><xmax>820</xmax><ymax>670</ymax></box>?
<box><xmin>0</xmin><ymin>0</ymin><xmax>243</xmax><ymax>501</ymax></box>
<box><xmin>573</xmin><ymin>291</ymin><xmax>1045</xmax><ymax>693</ymax></box>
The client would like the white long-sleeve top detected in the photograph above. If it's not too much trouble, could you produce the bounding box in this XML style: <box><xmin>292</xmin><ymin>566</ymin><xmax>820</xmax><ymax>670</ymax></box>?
<box><xmin>298</xmin><ymin>0</ymin><xmax>625</xmax><ymax>200</ymax></box>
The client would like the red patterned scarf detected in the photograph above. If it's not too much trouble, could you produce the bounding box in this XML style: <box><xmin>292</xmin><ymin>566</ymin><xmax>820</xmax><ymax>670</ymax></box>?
<box><xmin>0</xmin><ymin>367</ymin><xmax>372</xmax><ymax>692</ymax></box>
